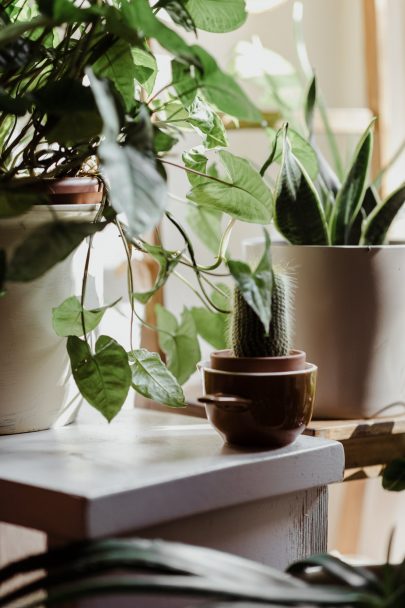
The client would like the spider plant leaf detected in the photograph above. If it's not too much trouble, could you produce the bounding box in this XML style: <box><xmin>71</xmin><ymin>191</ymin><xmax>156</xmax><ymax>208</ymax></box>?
<box><xmin>274</xmin><ymin>126</ymin><xmax>329</xmax><ymax>245</ymax></box>
<box><xmin>361</xmin><ymin>184</ymin><xmax>405</xmax><ymax>245</ymax></box>
<box><xmin>330</xmin><ymin>121</ymin><xmax>374</xmax><ymax>244</ymax></box>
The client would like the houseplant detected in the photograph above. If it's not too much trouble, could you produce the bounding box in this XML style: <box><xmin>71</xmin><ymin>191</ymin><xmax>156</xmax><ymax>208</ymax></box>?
<box><xmin>0</xmin><ymin>536</ymin><xmax>403</xmax><ymax>607</ymax></box>
<box><xmin>0</xmin><ymin>0</ymin><xmax>278</xmax><ymax>433</ymax></box>
<box><xmin>198</xmin><ymin>232</ymin><xmax>317</xmax><ymax>448</ymax></box>
<box><xmin>245</xmin><ymin>71</ymin><xmax>405</xmax><ymax>419</ymax></box>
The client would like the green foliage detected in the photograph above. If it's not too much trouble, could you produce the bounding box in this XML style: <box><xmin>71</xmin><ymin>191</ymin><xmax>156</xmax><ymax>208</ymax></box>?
<box><xmin>52</xmin><ymin>296</ymin><xmax>121</xmax><ymax>337</ymax></box>
<box><xmin>156</xmin><ymin>306</ymin><xmax>201</xmax><ymax>385</ymax></box>
<box><xmin>186</xmin><ymin>0</ymin><xmax>247</xmax><ymax>33</ymax></box>
<box><xmin>382</xmin><ymin>458</ymin><xmax>405</xmax><ymax>492</ymax></box>
<box><xmin>7</xmin><ymin>221</ymin><xmax>106</xmax><ymax>282</ymax></box>
<box><xmin>129</xmin><ymin>348</ymin><xmax>185</xmax><ymax>408</ymax></box>
<box><xmin>191</xmin><ymin>284</ymin><xmax>230</xmax><ymax>350</ymax></box>
<box><xmin>67</xmin><ymin>335</ymin><xmax>131</xmax><ymax>422</ymax></box>
<box><xmin>2</xmin><ymin>537</ymin><xmax>400</xmax><ymax>607</ymax></box>
<box><xmin>188</xmin><ymin>150</ymin><xmax>273</xmax><ymax>224</ymax></box>
<box><xmin>132</xmin><ymin>241</ymin><xmax>181</xmax><ymax>304</ymax></box>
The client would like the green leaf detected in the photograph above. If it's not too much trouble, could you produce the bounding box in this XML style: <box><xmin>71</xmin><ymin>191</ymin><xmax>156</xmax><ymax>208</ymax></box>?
<box><xmin>129</xmin><ymin>348</ymin><xmax>185</xmax><ymax>408</ymax></box>
<box><xmin>347</xmin><ymin>185</ymin><xmax>379</xmax><ymax>245</ymax></box>
<box><xmin>191</xmin><ymin>307</ymin><xmax>228</xmax><ymax>349</ymax></box>
<box><xmin>305</xmin><ymin>75</ymin><xmax>317</xmax><ymax>135</ymax></box>
<box><xmin>172</xmin><ymin>60</ymin><xmax>198</xmax><ymax>107</ymax></box>
<box><xmin>187</xmin><ymin>97</ymin><xmax>227</xmax><ymax>149</ymax></box>
<box><xmin>133</xmin><ymin>242</ymin><xmax>180</xmax><ymax>304</ymax></box>
<box><xmin>154</xmin><ymin>128</ymin><xmax>177</xmax><ymax>153</ymax></box>
<box><xmin>186</xmin><ymin>0</ymin><xmax>246</xmax><ymax>33</ymax></box>
<box><xmin>156</xmin><ymin>306</ymin><xmax>201</xmax><ymax>385</ymax></box>
<box><xmin>47</xmin><ymin>111</ymin><xmax>102</xmax><ymax>146</ymax></box>
<box><xmin>267</xmin><ymin>127</ymin><xmax>318</xmax><ymax>181</ymax></box>
<box><xmin>0</xmin><ymin>189</ymin><xmax>39</xmax><ymax>218</ymax></box>
<box><xmin>193</xmin><ymin>46</ymin><xmax>262</xmax><ymax>122</ymax></box>
<box><xmin>132</xmin><ymin>47</ymin><xmax>157</xmax><ymax>97</ymax></box>
<box><xmin>88</xmin><ymin>71</ymin><xmax>168</xmax><ymax>238</ymax></box>
<box><xmin>155</xmin><ymin>1</ymin><xmax>196</xmax><ymax>33</ymax></box>
<box><xmin>93</xmin><ymin>40</ymin><xmax>136</xmax><ymax>111</ymax></box>
<box><xmin>274</xmin><ymin>127</ymin><xmax>329</xmax><ymax>245</ymax></box>
<box><xmin>121</xmin><ymin>0</ymin><xmax>196</xmax><ymax>62</ymax></box>
<box><xmin>228</xmin><ymin>230</ymin><xmax>273</xmax><ymax>333</ymax></box>
<box><xmin>52</xmin><ymin>296</ymin><xmax>120</xmax><ymax>337</ymax></box>
<box><xmin>360</xmin><ymin>184</ymin><xmax>405</xmax><ymax>245</ymax></box>
<box><xmin>182</xmin><ymin>147</ymin><xmax>209</xmax><ymax>187</ymax></box>
<box><xmin>7</xmin><ymin>221</ymin><xmax>105</xmax><ymax>282</ymax></box>
<box><xmin>331</xmin><ymin>122</ymin><xmax>374</xmax><ymax>244</ymax></box>
<box><xmin>67</xmin><ymin>335</ymin><xmax>131</xmax><ymax>422</ymax></box>
<box><xmin>186</xmin><ymin>205</ymin><xmax>222</xmax><ymax>254</ymax></box>
<box><xmin>382</xmin><ymin>458</ymin><xmax>405</xmax><ymax>492</ymax></box>
<box><xmin>188</xmin><ymin>150</ymin><xmax>272</xmax><ymax>224</ymax></box>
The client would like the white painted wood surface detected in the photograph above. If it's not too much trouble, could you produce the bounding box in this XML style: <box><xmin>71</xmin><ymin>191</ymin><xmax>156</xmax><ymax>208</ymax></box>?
<box><xmin>0</xmin><ymin>409</ymin><xmax>344</xmax><ymax>541</ymax></box>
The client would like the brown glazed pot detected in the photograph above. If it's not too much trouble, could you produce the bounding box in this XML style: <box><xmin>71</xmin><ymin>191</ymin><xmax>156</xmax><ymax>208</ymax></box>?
<box><xmin>198</xmin><ymin>354</ymin><xmax>317</xmax><ymax>449</ymax></box>
<box><xmin>210</xmin><ymin>349</ymin><xmax>306</xmax><ymax>373</ymax></box>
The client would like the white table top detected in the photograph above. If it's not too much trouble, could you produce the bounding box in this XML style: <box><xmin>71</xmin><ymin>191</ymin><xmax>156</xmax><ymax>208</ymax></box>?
<box><xmin>0</xmin><ymin>409</ymin><xmax>344</xmax><ymax>540</ymax></box>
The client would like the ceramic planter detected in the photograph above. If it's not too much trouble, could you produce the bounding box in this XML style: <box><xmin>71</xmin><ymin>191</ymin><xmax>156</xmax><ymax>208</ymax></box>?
<box><xmin>198</xmin><ymin>350</ymin><xmax>316</xmax><ymax>448</ymax></box>
<box><xmin>245</xmin><ymin>240</ymin><xmax>405</xmax><ymax>420</ymax></box>
<box><xmin>0</xmin><ymin>178</ymin><xmax>102</xmax><ymax>434</ymax></box>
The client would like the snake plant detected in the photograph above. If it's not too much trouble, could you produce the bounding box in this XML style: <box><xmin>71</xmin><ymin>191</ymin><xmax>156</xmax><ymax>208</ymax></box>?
<box><xmin>274</xmin><ymin>78</ymin><xmax>405</xmax><ymax>246</ymax></box>
<box><xmin>0</xmin><ymin>537</ymin><xmax>403</xmax><ymax>607</ymax></box>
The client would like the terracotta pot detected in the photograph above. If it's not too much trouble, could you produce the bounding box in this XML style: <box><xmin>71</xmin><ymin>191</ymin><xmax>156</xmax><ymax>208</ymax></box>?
<box><xmin>33</xmin><ymin>176</ymin><xmax>104</xmax><ymax>205</ymax></box>
<box><xmin>0</xmin><ymin>197</ymin><xmax>102</xmax><ymax>434</ymax></box>
<box><xmin>198</xmin><ymin>358</ymin><xmax>317</xmax><ymax>448</ymax></box>
<box><xmin>210</xmin><ymin>349</ymin><xmax>306</xmax><ymax>373</ymax></box>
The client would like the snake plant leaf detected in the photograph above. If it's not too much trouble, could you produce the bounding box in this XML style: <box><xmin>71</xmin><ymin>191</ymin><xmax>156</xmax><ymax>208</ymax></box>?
<box><xmin>266</xmin><ymin>127</ymin><xmax>319</xmax><ymax>181</ymax></box>
<box><xmin>228</xmin><ymin>230</ymin><xmax>272</xmax><ymax>334</ymax></box>
<box><xmin>193</xmin><ymin>46</ymin><xmax>262</xmax><ymax>122</ymax></box>
<box><xmin>382</xmin><ymin>457</ymin><xmax>405</xmax><ymax>492</ymax></box>
<box><xmin>274</xmin><ymin>127</ymin><xmax>329</xmax><ymax>245</ymax></box>
<box><xmin>129</xmin><ymin>348</ymin><xmax>185</xmax><ymax>408</ymax></box>
<box><xmin>330</xmin><ymin>121</ymin><xmax>374</xmax><ymax>244</ymax></box>
<box><xmin>7</xmin><ymin>221</ymin><xmax>105</xmax><ymax>282</ymax></box>
<box><xmin>156</xmin><ymin>306</ymin><xmax>201</xmax><ymax>385</ymax></box>
<box><xmin>305</xmin><ymin>75</ymin><xmax>317</xmax><ymax>136</ymax></box>
<box><xmin>88</xmin><ymin>71</ymin><xmax>168</xmax><ymax>238</ymax></box>
<box><xmin>132</xmin><ymin>241</ymin><xmax>181</xmax><ymax>304</ymax></box>
<box><xmin>361</xmin><ymin>184</ymin><xmax>405</xmax><ymax>245</ymax></box>
<box><xmin>188</xmin><ymin>150</ymin><xmax>272</xmax><ymax>224</ymax></box>
<box><xmin>52</xmin><ymin>296</ymin><xmax>121</xmax><ymax>337</ymax></box>
<box><xmin>347</xmin><ymin>185</ymin><xmax>380</xmax><ymax>245</ymax></box>
<box><xmin>67</xmin><ymin>335</ymin><xmax>131</xmax><ymax>422</ymax></box>
<box><xmin>186</xmin><ymin>0</ymin><xmax>247</xmax><ymax>33</ymax></box>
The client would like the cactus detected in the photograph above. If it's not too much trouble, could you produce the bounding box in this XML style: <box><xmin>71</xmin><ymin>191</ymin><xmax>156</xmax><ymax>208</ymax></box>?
<box><xmin>231</xmin><ymin>270</ymin><xmax>293</xmax><ymax>358</ymax></box>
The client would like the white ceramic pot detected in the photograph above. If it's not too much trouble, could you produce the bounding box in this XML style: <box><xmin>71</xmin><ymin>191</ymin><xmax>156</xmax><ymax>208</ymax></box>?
<box><xmin>0</xmin><ymin>205</ymin><xmax>101</xmax><ymax>434</ymax></box>
<box><xmin>244</xmin><ymin>240</ymin><xmax>405</xmax><ymax>419</ymax></box>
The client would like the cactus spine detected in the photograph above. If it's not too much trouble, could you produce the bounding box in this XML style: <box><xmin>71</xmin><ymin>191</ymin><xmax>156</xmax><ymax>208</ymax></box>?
<box><xmin>231</xmin><ymin>270</ymin><xmax>293</xmax><ymax>358</ymax></box>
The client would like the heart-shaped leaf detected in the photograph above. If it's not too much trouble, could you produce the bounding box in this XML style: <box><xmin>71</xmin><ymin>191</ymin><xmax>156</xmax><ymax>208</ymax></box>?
<box><xmin>132</xmin><ymin>241</ymin><xmax>180</xmax><ymax>304</ymax></box>
<box><xmin>156</xmin><ymin>306</ymin><xmax>201</xmax><ymax>385</ymax></box>
<box><xmin>52</xmin><ymin>296</ymin><xmax>121</xmax><ymax>337</ymax></box>
<box><xmin>274</xmin><ymin>126</ymin><xmax>329</xmax><ymax>245</ymax></box>
<box><xmin>7</xmin><ymin>221</ymin><xmax>105</xmax><ymax>282</ymax></box>
<box><xmin>67</xmin><ymin>335</ymin><xmax>131</xmax><ymax>422</ymax></box>
<box><xmin>188</xmin><ymin>150</ymin><xmax>272</xmax><ymax>224</ymax></box>
<box><xmin>129</xmin><ymin>348</ymin><xmax>185</xmax><ymax>408</ymax></box>
<box><xmin>228</xmin><ymin>230</ymin><xmax>272</xmax><ymax>333</ymax></box>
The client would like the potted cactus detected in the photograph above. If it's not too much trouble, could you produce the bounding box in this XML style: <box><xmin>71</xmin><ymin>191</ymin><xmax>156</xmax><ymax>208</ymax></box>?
<box><xmin>245</xmin><ymin>74</ymin><xmax>405</xmax><ymax>420</ymax></box>
<box><xmin>198</xmin><ymin>233</ymin><xmax>317</xmax><ymax>448</ymax></box>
